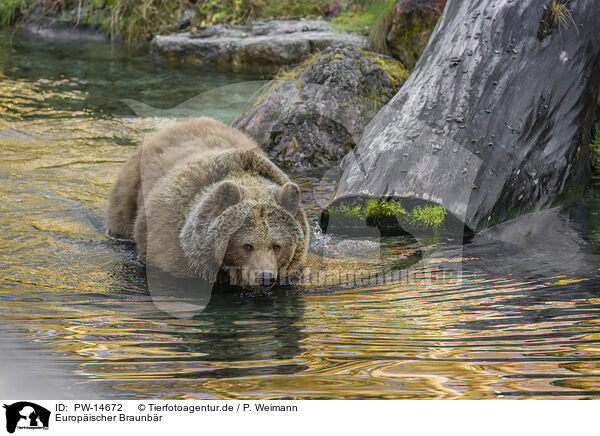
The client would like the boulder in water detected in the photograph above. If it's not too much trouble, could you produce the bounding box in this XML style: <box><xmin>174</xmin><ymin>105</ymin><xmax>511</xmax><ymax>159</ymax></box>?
<box><xmin>232</xmin><ymin>44</ymin><xmax>408</xmax><ymax>170</ymax></box>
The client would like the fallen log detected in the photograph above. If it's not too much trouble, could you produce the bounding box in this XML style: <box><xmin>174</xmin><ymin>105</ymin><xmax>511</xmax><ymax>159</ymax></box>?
<box><xmin>331</xmin><ymin>0</ymin><xmax>600</xmax><ymax>231</ymax></box>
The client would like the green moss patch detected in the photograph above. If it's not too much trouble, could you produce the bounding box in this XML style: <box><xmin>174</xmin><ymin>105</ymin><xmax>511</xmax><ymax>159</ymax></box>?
<box><xmin>273</xmin><ymin>49</ymin><xmax>323</xmax><ymax>81</ymax></box>
<box><xmin>363</xmin><ymin>52</ymin><xmax>410</xmax><ymax>88</ymax></box>
<box><xmin>365</xmin><ymin>198</ymin><xmax>407</xmax><ymax>217</ymax></box>
<box><xmin>327</xmin><ymin>205</ymin><xmax>366</xmax><ymax>223</ymax></box>
<box><xmin>406</xmin><ymin>205</ymin><xmax>447</xmax><ymax>228</ymax></box>
<box><xmin>272</xmin><ymin>46</ymin><xmax>409</xmax><ymax>94</ymax></box>
<box><xmin>322</xmin><ymin>199</ymin><xmax>448</xmax><ymax>233</ymax></box>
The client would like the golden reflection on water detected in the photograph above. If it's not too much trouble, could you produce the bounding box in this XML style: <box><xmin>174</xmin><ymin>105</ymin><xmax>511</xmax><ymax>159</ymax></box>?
<box><xmin>1</xmin><ymin>53</ymin><xmax>600</xmax><ymax>400</ymax></box>
<box><xmin>3</xmin><ymin>262</ymin><xmax>600</xmax><ymax>399</ymax></box>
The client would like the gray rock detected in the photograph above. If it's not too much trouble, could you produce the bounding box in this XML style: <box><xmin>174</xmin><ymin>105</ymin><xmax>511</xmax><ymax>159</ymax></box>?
<box><xmin>152</xmin><ymin>19</ymin><xmax>370</xmax><ymax>66</ymax></box>
<box><xmin>232</xmin><ymin>44</ymin><xmax>406</xmax><ymax>170</ymax></box>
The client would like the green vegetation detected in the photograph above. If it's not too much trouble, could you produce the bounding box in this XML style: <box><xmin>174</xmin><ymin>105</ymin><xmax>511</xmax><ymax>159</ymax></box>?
<box><xmin>0</xmin><ymin>0</ymin><xmax>26</xmax><ymax>26</ymax></box>
<box><xmin>328</xmin><ymin>205</ymin><xmax>366</xmax><ymax>221</ymax></box>
<box><xmin>0</xmin><ymin>0</ymin><xmax>184</xmax><ymax>41</ymax></box>
<box><xmin>191</xmin><ymin>0</ymin><xmax>326</xmax><ymax>26</ymax></box>
<box><xmin>0</xmin><ymin>0</ymin><xmax>327</xmax><ymax>42</ymax></box>
<box><xmin>364</xmin><ymin>52</ymin><xmax>410</xmax><ymax>87</ymax></box>
<box><xmin>272</xmin><ymin>49</ymin><xmax>323</xmax><ymax>82</ymax></box>
<box><xmin>591</xmin><ymin>130</ymin><xmax>600</xmax><ymax>175</ymax></box>
<box><xmin>550</xmin><ymin>0</ymin><xmax>575</xmax><ymax>29</ymax></box>
<box><xmin>591</xmin><ymin>92</ymin><xmax>600</xmax><ymax>176</ymax></box>
<box><xmin>0</xmin><ymin>0</ymin><xmax>412</xmax><ymax>44</ymax></box>
<box><xmin>366</xmin><ymin>0</ymin><xmax>397</xmax><ymax>54</ymax></box>
<box><xmin>324</xmin><ymin>199</ymin><xmax>448</xmax><ymax>231</ymax></box>
<box><xmin>365</xmin><ymin>198</ymin><xmax>407</xmax><ymax>218</ymax></box>
<box><xmin>330</xmin><ymin>0</ymin><xmax>394</xmax><ymax>35</ymax></box>
<box><xmin>270</xmin><ymin>48</ymin><xmax>409</xmax><ymax>98</ymax></box>
<box><xmin>539</xmin><ymin>0</ymin><xmax>576</xmax><ymax>39</ymax></box>
<box><xmin>107</xmin><ymin>0</ymin><xmax>182</xmax><ymax>43</ymax></box>
<box><xmin>406</xmin><ymin>205</ymin><xmax>447</xmax><ymax>229</ymax></box>
<box><xmin>0</xmin><ymin>0</ymin><xmax>423</xmax><ymax>50</ymax></box>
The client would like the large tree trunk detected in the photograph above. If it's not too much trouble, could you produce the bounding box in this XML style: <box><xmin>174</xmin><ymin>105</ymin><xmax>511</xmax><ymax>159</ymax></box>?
<box><xmin>331</xmin><ymin>0</ymin><xmax>600</xmax><ymax>231</ymax></box>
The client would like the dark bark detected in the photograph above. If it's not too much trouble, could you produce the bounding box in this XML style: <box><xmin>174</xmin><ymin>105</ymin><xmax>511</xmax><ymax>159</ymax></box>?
<box><xmin>332</xmin><ymin>0</ymin><xmax>600</xmax><ymax>231</ymax></box>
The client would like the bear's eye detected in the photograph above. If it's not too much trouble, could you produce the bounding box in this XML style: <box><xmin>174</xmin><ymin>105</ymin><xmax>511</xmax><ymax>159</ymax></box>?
<box><xmin>273</xmin><ymin>244</ymin><xmax>281</xmax><ymax>253</ymax></box>
<box><xmin>243</xmin><ymin>244</ymin><xmax>253</xmax><ymax>253</ymax></box>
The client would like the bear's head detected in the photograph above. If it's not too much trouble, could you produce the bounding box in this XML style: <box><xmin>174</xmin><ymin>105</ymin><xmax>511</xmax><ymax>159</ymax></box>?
<box><xmin>180</xmin><ymin>180</ymin><xmax>307</xmax><ymax>290</ymax></box>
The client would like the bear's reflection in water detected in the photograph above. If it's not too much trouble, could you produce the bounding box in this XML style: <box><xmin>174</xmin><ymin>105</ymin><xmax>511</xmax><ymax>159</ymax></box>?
<box><xmin>109</xmin><ymin>262</ymin><xmax>308</xmax><ymax>368</ymax></box>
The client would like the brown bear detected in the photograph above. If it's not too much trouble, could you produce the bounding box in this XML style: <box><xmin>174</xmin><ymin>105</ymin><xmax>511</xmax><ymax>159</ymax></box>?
<box><xmin>108</xmin><ymin>118</ymin><xmax>309</xmax><ymax>290</ymax></box>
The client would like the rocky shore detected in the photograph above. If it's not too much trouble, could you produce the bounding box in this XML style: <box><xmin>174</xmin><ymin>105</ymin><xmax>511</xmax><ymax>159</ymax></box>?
<box><xmin>152</xmin><ymin>19</ymin><xmax>370</xmax><ymax>66</ymax></box>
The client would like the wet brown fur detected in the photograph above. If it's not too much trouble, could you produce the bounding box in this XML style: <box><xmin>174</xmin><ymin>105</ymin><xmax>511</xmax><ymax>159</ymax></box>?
<box><xmin>107</xmin><ymin>118</ymin><xmax>309</xmax><ymax>283</ymax></box>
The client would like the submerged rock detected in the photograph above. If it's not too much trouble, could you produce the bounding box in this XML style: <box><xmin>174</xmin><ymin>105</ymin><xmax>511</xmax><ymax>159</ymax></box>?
<box><xmin>151</xmin><ymin>19</ymin><xmax>370</xmax><ymax>67</ymax></box>
<box><xmin>232</xmin><ymin>44</ymin><xmax>408</xmax><ymax>170</ymax></box>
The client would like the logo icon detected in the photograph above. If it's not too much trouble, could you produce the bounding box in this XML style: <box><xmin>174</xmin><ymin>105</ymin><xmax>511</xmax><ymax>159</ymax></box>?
<box><xmin>3</xmin><ymin>402</ymin><xmax>50</xmax><ymax>434</ymax></box>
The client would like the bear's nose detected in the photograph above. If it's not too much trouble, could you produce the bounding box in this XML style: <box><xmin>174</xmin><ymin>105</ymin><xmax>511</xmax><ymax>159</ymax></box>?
<box><xmin>256</xmin><ymin>271</ymin><xmax>276</xmax><ymax>288</ymax></box>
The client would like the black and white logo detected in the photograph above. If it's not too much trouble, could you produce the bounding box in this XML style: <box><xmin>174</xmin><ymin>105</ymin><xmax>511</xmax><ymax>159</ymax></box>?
<box><xmin>3</xmin><ymin>402</ymin><xmax>50</xmax><ymax>434</ymax></box>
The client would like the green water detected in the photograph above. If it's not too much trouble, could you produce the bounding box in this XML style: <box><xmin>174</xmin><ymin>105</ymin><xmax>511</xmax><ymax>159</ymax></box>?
<box><xmin>1</xmin><ymin>30</ymin><xmax>600</xmax><ymax>399</ymax></box>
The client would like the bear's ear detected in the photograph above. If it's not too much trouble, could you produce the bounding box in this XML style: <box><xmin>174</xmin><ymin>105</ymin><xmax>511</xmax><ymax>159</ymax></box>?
<box><xmin>199</xmin><ymin>181</ymin><xmax>242</xmax><ymax>221</ymax></box>
<box><xmin>277</xmin><ymin>182</ymin><xmax>300</xmax><ymax>214</ymax></box>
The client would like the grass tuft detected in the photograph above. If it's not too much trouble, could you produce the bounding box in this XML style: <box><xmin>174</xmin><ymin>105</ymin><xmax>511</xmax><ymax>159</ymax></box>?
<box><xmin>330</xmin><ymin>0</ymin><xmax>392</xmax><ymax>35</ymax></box>
<box><xmin>109</xmin><ymin>0</ymin><xmax>182</xmax><ymax>43</ymax></box>
<box><xmin>367</xmin><ymin>0</ymin><xmax>396</xmax><ymax>54</ymax></box>
<box><xmin>550</xmin><ymin>0</ymin><xmax>578</xmax><ymax>39</ymax></box>
<box><xmin>0</xmin><ymin>0</ymin><xmax>27</xmax><ymax>26</ymax></box>
<box><xmin>551</xmin><ymin>0</ymin><xmax>574</xmax><ymax>28</ymax></box>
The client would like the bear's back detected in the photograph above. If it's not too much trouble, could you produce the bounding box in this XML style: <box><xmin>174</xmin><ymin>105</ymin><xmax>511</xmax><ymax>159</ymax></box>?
<box><xmin>108</xmin><ymin>117</ymin><xmax>259</xmax><ymax>239</ymax></box>
<box><xmin>140</xmin><ymin>118</ymin><xmax>258</xmax><ymax>196</ymax></box>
